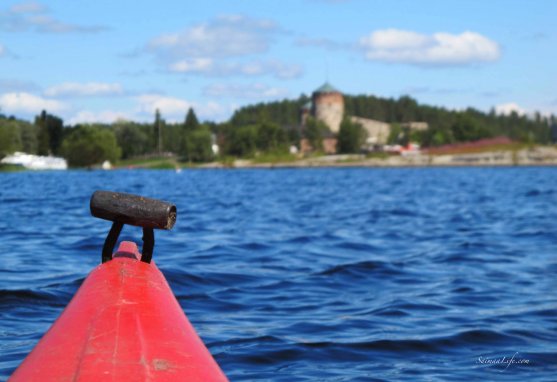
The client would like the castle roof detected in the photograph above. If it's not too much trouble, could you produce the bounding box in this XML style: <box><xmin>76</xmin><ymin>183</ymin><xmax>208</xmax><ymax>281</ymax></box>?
<box><xmin>314</xmin><ymin>82</ymin><xmax>340</xmax><ymax>94</ymax></box>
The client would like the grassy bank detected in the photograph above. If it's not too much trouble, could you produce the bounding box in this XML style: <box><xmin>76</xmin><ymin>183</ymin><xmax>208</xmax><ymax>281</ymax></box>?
<box><xmin>251</xmin><ymin>152</ymin><xmax>298</xmax><ymax>164</ymax></box>
<box><xmin>115</xmin><ymin>157</ymin><xmax>181</xmax><ymax>170</ymax></box>
<box><xmin>0</xmin><ymin>164</ymin><xmax>26</xmax><ymax>172</ymax></box>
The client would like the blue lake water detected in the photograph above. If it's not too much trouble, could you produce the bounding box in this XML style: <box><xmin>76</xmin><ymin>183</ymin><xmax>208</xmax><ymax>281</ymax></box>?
<box><xmin>0</xmin><ymin>167</ymin><xmax>556</xmax><ymax>381</ymax></box>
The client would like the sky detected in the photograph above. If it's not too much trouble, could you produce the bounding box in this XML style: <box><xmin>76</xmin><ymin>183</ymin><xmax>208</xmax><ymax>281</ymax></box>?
<box><xmin>0</xmin><ymin>0</ymin><xmax>556</xmax><ymax>125</ymax></box>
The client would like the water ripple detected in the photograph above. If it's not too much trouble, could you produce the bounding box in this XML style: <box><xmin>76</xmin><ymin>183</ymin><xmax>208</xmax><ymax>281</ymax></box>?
<box><xmin>1</xmin><ymin>168</ymin><xmax>556</xmax><ymax>381</ymax></box>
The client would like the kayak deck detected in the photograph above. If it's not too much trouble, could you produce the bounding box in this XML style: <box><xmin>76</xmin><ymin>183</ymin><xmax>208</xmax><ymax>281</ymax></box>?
<box><xmin>10</xmin><ymin>241</ymin><xmax>228</xmax><ymax>382</ymax></box>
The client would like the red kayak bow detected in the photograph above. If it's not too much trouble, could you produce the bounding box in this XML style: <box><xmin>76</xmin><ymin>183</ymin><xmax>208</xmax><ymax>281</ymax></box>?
<box><xmin>10</xmin><ymin>191</ymin><xmax>228</xmax><ymax>382</ymax></box>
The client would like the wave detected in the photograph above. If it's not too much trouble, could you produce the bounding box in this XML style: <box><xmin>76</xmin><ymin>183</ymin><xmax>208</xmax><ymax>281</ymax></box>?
<box><xmin>318</xmin><ymin>260</ymin><xmax>405</xmax><ymax>278</ymax></box>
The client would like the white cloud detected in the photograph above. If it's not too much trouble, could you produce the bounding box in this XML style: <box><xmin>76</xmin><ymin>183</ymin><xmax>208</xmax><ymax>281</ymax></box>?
<box><xmin>67</xmin><ymin>110</ymin><xmax>133</xmax><ymax>125</ymax></box>
<box><xmin>168</xmin><ymin>59</ymin><xmax>302</xmax><ymax>79</ymax></box>
<box><xmin>0</xmin><ymin>92</ymin><xmax>66</xmax><ymax>113</ymax></box>
<box><xmin>360</xmin><ymin>29</ymin><xmax>500</xmax><ymax>65</ymax></box>
<box><xmin>44</xmin><ymin>82</ymin><xmax>124</xmax><ymax>97</ymax></box>
<box><xmin>147</xmin><ymin>15</ymin><xmax>278</xmax><ymax>60</ymax></box>
<box><xmin>169</xmin><ymin>58</ymin><xmax>214</xmax><ymax>73</ymax></box>
<box><xmin>494</xmin><ymin>102</ymin><xmax>557</xmax><ymax>118</ymax></box>
<box><xmin>68</xmin><ymin>100</ymin><xmax>233</xmax><ymax>125</ymax></box>
<box><xmin>136</xmin><ymin>94</ymin><xmax>193</xmax><ymax>117</ymax></box>
<box><xmin>135</xmin><ymin>94</ymin><xmax>232</xmax><ymax>122</ymax></box>
<box><xmin>495</xmin><ymin>102</ymin><xmax>526</xmax><ymax>116</ymax></box>
<box><xmin>145</xmin><ymin>15</ymin><xmax>301</xmax><ymax>79</ymax></box>
<box><xmin>365</xmin><ymin>29</ymin><xmax>430</xmax><ymax>50</ymax></box>
<box><xmin>0</xmin><ymin>43</ymin><xmax>4</xmax><ymax>56</ymax></box>
<box><xmin>244</xmin><ymin>61</ymin><xmax>302</xmax><ymax>79</ymax></box>
<box><xmin>10</xmin><ymin>1</ymin><xmax>46</xmax><ymax>14</ymax></box>
<box><xmin>0</xmin><ymin>1</ymin><xmax>105</xmax><ymax>33</ymax></box>
<box><xmin>203</xmin><ymin>83</ymin><xmax>288</xmax><ymax>99</ymax></box>
<box><xmin>196</xmin><ymin>101</ymin><xmax>232</xmax><ymax>122</ymax></box>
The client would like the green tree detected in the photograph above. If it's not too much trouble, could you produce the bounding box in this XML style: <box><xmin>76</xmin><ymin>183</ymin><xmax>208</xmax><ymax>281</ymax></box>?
<box><xmin>230</xmin><ymin>96</ymin><xmax>308</xmax><ymax>127</ymax></box>
<box><xmin>47</xmin><ymin>113</ymin><xmax>63</xmax><ymax>155</ymax></box>
<box><xmin>227</xmin><ymin>93</ymin><xmax>554</xmax><ymax>146</ymax></box>
<box><xmin>303</xmin><ymin>117</ymin><xmax>329</xmax><ymax>151</ymax></box>
<box><xmin>34</xmin><ymin>110</ymin><xmax>63</xmax><ymax>155</ymax></box>
<box><xmin>0</xmin><ymin>117</ymin><xmax>38</xmax><ymax>155</ymax></box>
<box><xmin>287</xmin><ymin>126</ymin><xmax>301</xmax><ymax>147</ymax></box>
<box><xmin>395</xmin><ymin>95</ymin><xmax>418</xmax><ymax>122</ymax></box>
<box><xmin>387</xmin><ymin>123</ymin><xmax>402</xmax><ymax>144</ymax></box>
<box><xmin>409</xmin><ymin>129</ymin><xmax>425</xmax><ymax>145</ymax></box>
<box><xmin>19</xmin><ymin>123</ymin><xmax>38</xmax><ymax>154</ymax></box>
<box><xmin>188</xmin><ymin>127</ymin><xmax>213</xmax><ymax>162</ymax></box>
<box><xmin>113</xmin><ymin>123</ymin><xmax>149</xmax><ymax>159</ymax></box>
<box><xmin>179</xmin><ymin>108</ymin><xmax>202</xmax><ymax>160</ymax></box>
<box><xmin>154</xmin><ymin>109</ymin><xmax>163</xmax><ymax>154</ymax></box>
<box><xmin>256</xmin><ymin>122</ymin><xmax>288</xmax><ymax>152</ymax></box>
<box><xmin>161</xmin><ymin>123</ymin><xmax>182</xmax><ymax>154</ymax></box>
<box><xmin>223</xmin><ymin>125</ymin><xmax>258</xmax><ymax>157</ymax></box>
<box><xmin>36</xmin><ymin>111</ymin><xmax>50</xmax><ymax>155</ymax></box>
<box><xmin>180</xmin><ymin>133</ymin><xmax>194</xmax><ymax>161</ymax></box>
<box><xmin>61</xmin><ymin>125</ymin><xmax>121</xmax><ymax>167</ymax></box>
<box><xmin>184</xmin><ymin>108</ymin><xmax>199</xmax><ymax>131</ymax></box>
<box><xmin>451</xmin><ymin>112</ymin><xmax>492</xmax><ymax>142</ymax></box>
<box><xmin>337</xmin><ymin>118</ymin><xmax>366</xmax><ymax>153</ymax></box>
<box><xmin>422</xmin><ymin>124</ymin><xmax>454</xmax><ymax>146</ymax></box>
<box><xmin>0</xmin><ymin>120</ymin><xmax>22</xmax><ymax>158</ymax></box>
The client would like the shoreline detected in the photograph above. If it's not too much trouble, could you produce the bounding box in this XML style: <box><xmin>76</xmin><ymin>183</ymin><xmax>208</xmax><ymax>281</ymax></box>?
<box><xmin>198</xmin><ymin>146</ymin><xmax>557</xmax><ymax>169</ymax></box>
<box><xmin>3</xmin><ymin>146</ymin><xmax>557</xmax><ymax>172</ymax></box>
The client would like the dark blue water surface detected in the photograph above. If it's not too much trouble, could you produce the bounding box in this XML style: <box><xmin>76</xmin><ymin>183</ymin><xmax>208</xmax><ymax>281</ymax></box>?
<box><xmin>0</xmin><ymin>168</ymin><xmax>556</xmax><ymax>381</ymax></box>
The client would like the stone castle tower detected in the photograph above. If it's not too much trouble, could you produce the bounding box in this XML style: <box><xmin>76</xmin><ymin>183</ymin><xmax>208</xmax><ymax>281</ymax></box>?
<box><xmin>312</xmin><ymin>82</ymin><xmax>344</xmax><ymax>133</ymax></box>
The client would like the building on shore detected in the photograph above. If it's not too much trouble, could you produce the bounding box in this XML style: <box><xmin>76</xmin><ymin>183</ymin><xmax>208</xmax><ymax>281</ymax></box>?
<box><xmin>312</xmin><ymin>83</ymin><xmax>344</xmax><ymax>134</ymax></box>
<box><xmin>300</xmin><ymin>82</ymin><xmax>428</xmax><ymax>153</ymax></box>
<box><xmin>300</xmin><ymin>83</ymin><xmax>344</xmax><ymax>154</ymax></box>
<box><xmin>349</xmin><ymin>116</ymin><xmax>390</xmax><ymax>146</ymax></box>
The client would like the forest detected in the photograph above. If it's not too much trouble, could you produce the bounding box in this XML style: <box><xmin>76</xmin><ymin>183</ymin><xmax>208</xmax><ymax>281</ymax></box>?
<box><xmin>1</xmin><ymin>94</ymin><xmax>556</xmax><ymax>167</ymax></box>
<box><xmin>231</xmin><ymin>94</ymin><xmax>556</xmax><ymax>146</ymax></box>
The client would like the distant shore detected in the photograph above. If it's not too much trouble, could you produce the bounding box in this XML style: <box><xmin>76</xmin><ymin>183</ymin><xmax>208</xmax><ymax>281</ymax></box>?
<box><xmin>3</xmin><ymin>146</ymin><xmax>557</xmax><ymax>172</ymax></box>
<box><xmin>196</xmin><ymin>146</ymin><xmax>557</xmax><ymax>169</ymax></box>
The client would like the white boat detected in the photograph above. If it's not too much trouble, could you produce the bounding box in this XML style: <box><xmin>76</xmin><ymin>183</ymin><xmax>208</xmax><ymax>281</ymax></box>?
<box><xmin>1</xmin><ymin>152</ymin><xmax>68</xmax><ymax>170</ymax></box>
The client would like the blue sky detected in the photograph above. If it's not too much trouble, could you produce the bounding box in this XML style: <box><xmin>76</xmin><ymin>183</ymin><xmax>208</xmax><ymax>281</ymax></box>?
<box><xmin>0</xmin><ymin>0</ymin><xmax>555</xmax><ymax>124</ymax></box>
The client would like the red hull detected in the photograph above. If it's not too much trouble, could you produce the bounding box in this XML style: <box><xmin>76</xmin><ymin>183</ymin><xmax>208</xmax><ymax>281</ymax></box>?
<box><xmin>10</xmin><ymin>242</ymin><xmax>228</xmax><ymax>382</ymax></box>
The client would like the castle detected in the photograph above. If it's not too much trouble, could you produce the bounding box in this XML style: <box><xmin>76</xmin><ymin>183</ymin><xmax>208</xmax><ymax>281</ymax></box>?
<box><xmin>301</xmin><ymin>82</ymin><xmax>428</xmax><ymax>152</ymax></box>
<box><xmin>301</xmin><ymin>83</ymin><xmax>344</xmax><ymax>133</ymax></box>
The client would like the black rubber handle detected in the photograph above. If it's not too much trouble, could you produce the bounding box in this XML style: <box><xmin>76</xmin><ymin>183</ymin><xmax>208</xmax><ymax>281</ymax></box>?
<box><xmin>90</xmin><ymin>191</ymin><xmax>177</xmax><ymax>230</ymax></box>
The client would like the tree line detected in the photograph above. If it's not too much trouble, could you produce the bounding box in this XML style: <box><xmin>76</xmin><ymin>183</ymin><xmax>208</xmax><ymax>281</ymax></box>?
<box><xmin>0</xmin><ymin>108</ymin><xmax>302</xmax><ymax>167</ymax></box>
<box><xmin>1</xmin><ymin>93</ymin><xmax>556</xmax><ymax>167</ymax></box>
<box><xmin>231</xmin><ymin>94</ymin><xmax>556</xmax><ymax>146</ymax></box>
<box><xmin>0</xmin><ymin>108</ymin><xmax>219</xmax><ymax>166</ymax></box>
